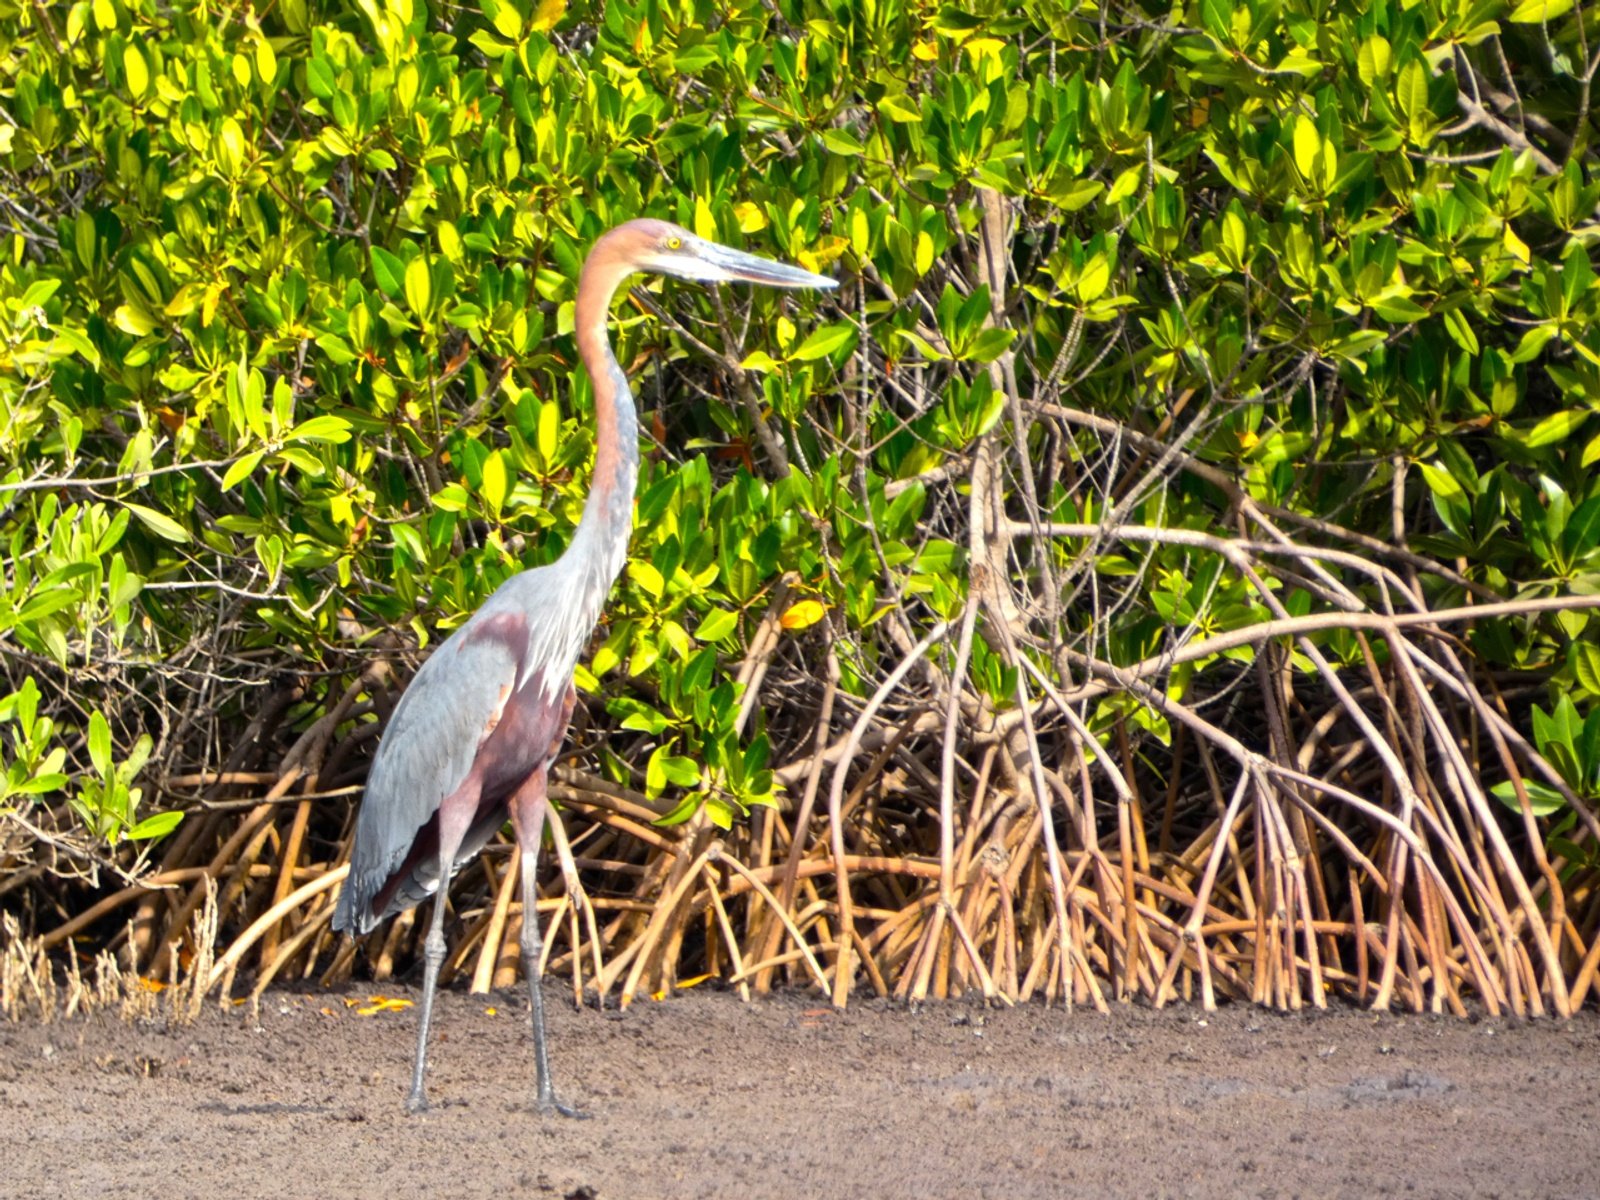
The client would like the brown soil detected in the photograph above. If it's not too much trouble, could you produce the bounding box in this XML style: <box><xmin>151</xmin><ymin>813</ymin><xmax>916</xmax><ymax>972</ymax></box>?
<box><xmin>3</xmin><ymin>985</ymin><xmax>1596</xmax><ymax>1199</ymax></box>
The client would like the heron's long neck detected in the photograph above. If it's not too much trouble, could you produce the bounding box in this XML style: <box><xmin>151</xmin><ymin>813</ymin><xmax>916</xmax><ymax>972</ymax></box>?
<box><xmin>565</xmin><ymin>254</ymin><xmax>640</xmax><ymax>604</ymax></box>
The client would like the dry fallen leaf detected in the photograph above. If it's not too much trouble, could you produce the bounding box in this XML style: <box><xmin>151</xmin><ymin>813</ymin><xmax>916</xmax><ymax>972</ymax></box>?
<box><xmin>354</xmin><ymin>995</ymin><xmax>414</xmax><ymax>1017</ymax></box>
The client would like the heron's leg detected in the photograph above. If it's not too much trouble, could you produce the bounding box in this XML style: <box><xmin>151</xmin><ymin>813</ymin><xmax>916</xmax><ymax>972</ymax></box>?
<box><xmin>406</xmin><ymin>782</ymin><xmax>477</xmax><ymax>1114</ymax></box>
<box><xmin>509</xmin><ymin>767</ymin><xmax>587</xmax><ymax>1118</ymax></box>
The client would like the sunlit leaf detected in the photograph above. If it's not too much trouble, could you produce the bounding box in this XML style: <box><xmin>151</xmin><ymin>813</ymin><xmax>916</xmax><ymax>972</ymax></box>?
<box><xmin>124</xmin><ymin>503</ymin><xmax>190</xmax><ymax>543</ymax></box>
<box><xmin>779</xmin><ymin>599</ymin><xmax>826</xmax><ymax>630</ymax></box>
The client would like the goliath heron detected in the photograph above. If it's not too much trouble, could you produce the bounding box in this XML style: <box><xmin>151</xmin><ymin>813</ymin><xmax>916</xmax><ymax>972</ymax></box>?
<box><xmin>332</xmin><ymin>218</ymin><xmax>836</xmax><ymax>1114</ymax></box>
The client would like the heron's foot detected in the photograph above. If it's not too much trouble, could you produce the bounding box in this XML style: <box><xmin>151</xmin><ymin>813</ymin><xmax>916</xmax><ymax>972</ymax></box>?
<box><xmin>536</xmin><ymin>1088</ymin><xmax>590</xmax><ymax>1120</ymax></box>
<box><xmin>405</xmin><ymin>1090</ymin><xmax>431</xmax><ymax>1115</ymax></box>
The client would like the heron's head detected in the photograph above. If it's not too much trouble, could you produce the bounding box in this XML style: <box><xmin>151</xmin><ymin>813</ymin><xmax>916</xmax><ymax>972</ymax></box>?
<box><xmin>601</xmin><ymin>218</ymin><xmax>838</xmax><ymax>291</ymax></box>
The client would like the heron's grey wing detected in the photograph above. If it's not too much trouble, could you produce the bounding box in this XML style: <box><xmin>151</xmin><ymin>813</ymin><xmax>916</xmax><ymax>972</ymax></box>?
<box><xmin>333</xmin><ymin>612</ymin><xmax>523</xmax><ymax>935</ymax></box>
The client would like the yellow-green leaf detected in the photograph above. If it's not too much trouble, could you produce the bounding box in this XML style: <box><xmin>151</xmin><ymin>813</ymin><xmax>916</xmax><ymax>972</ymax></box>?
<box><xmin>1524</xmin><ymin>409</ymin><xmax>1588</xmax><ymax>449</ymax></box>
<box><xmin>1508</xmin><ymin>0</ymin><xmax>1574</xmax><ymax>21</ymax></box>
<box><xmin>1581</xmin><ymin>431</ymin><xmax>1600</xmax><ymax>468</ymax></box>
<box><xmin>530</xmin><ymin>0</ymin><xmax>566</xmax><ymax>31</ymax></box>
<box><xmin>694</xmin><ymin>195</ymin><xmax>716</xmax><ymax>241</ymax></box>
<box><xmin>221</xmin><ymin>451</ymin><xmax>264</xmax><ymax>491</ymax></box>
<box><xmin>1417</xmin><ymin>461</ymin><xmax>1465</xmax><ymax>506</ymax></box>
<box><xmin>537</xmin><ymin>400</ymin><xmax>558</xmax><ymax>463</ymax></box>
<box><xmin>1106</xmin><ymin>164</ymin><xmax>1144</xmax><ymax>206</ymax></box>
<box><xmin>1292</xmin><ymin>118</ymin><xmax>1320</xmax><ymax>185</ymax></box>
<box><xmin>255</xmin><ymin>37</ymin><xmax>277</xmax><ymax>83</ymax></box>
<box><xmin>1076</xmin><ymin>255</ymin><xmax>1111</xmax><ymax>303</ymax></box>
<box><xmin>437</xmin><ymin>221</ymin><xmax>462</xmax><ymax>263</ymax></box>
<box><xmin>697</xmin><ymin>608</ymin><xmax>739</xmax><ymax>642</ymax></box>
<box><xmin>1356</xmin><ymin>35</ymin><xmax>1391</xmax><ymax>86</ymax></box>
<box><xmin>491</xmin><ymin>0</ymin><xmax>522</xmax><ymax>39</ymax></box>
<box><xmin>1396</xmin><ymin>59</ymin><xmax>1429</xmax><ymax>125</ymax></box>
<box><xmin>123</xmin><ymin>44</ymin><xmax>149</xmax><ymax>100</ymax></box>
<box><xmin>790</xmin><ymin>322</ymin><xmax>856</xmax><ymax>362</ymax></box>
<box><xmin>404</xmin><ymin>256</ymin><xmax>432</xmax><ymax>317</ymax></box>
<box><xmin>124</xmin><ymin>502</ymin><xmax>190</xmax><ymax>543</ymax></box>
<box><xmin>1503</xmin><ymin>223</ymin><xmax>1531</xmax><ymax>268</ymax></box>
<box><xmin>629</xmin><ymin>560</ymin><xmax>665</xmax><ymax>599</ymax></box>
<box><xmin>1441</xmin><ymin>307</ymin><xmax>1479</xmax><ymax>355</ymax></box>
<box><xmin>480</xmin><ymin>450</ymin><xmax>508</xmax><ymax>516</ymax></box>
<box><xmin>216</xmin><ymin>118</ymin><xmax>246</xmax><ymax>176</ymax></box>
<box><xmin>113</xmin><ymin>303</ymin><xmax>156</xmax><ymax>336</ymax></box>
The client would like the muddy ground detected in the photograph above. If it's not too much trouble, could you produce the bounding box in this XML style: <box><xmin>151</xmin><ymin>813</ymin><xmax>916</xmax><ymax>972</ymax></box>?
<box><xmin>3</xmin><ymin>984</ymin><xmax>1597</xmax><ymax>1199</ymax></box>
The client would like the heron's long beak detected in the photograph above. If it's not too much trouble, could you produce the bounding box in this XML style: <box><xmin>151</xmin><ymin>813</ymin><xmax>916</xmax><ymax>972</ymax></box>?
<box><xmin>698</xmin><ymin>241</ymin><xmax>838</xmax><ymax>290</ymax></box>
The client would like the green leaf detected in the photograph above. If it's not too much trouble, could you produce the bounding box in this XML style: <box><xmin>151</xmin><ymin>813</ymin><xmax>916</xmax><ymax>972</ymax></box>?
<box><xmin>1562</xmin><ymin>241</ymin><xmax>1595</xmax><ymax>311</ymax></box>
<box><xmin>128</xmin><ymin>810</ymin><xmax>184</xmax><ymax>840</ymax></box>
<box><xmin>370</xmin><ymin>247</ymin><xmax>406</xmax><ymax>298</ymax></box>
<box><xmin>1396</xmin><ymin>59</ymin><xmax>1429</xmax><ymax>123</ymax></box>
<box><xmin>1356</xmin><ymin>35</ymin><xmax>1391</xmax><ymax>85</ymax></box>
<box><xmin>1508</xmin><ymin>0</ymin><xmax>1574</xmax><ymax>21</ymax></box>
<box><xmin>1510</xmin><ymin>323</ymin><xmax>1558</xmax><ymax>363</ymax></box>
<box><xmin>877</xmin><ymin>94</ymin><xmax>922</xmax><ymax>123</ymax></box>
<box><xmin>53</xmin><ymin>326</ymin><xmax>101</xmax><ymax>368</ymax></box>
<box><xmin>1523</xmin><ymin>409</ymin><xmax>1587</xmax><ymax>449</ymax></box>
<box><xmin>1106</xmin><ymin>164</ymin><xmax>1144</xmax><ymax>205</ymax></box>
<box><xmin>307</xmin><ymin>56</ymin><xmax>336</xmax><ymax>99</ymax></box>
<box><xmin>653</xmin><ymin>792</ymin><xmax>702</xmax><ymax>827</ymax></box>
<box><xmin>790</xmin><ymin>322</ymin><xmax>856</xmax><ymax>362</ymax></box>
<box><xmin>1575</xmin><ymin>642</ymin><xmax>1600</xmax><ymax>696</ymax></box>
<box><xmin>1441</xmin><ymin>307</ymin><xmax>1479</xmax><ymax>355</ymax></box>
<box><xmin>17</xmin><ymin>586</ymin><xmax>83</xmax><ymax>623</ymax></box>
<box><xmin>1489</xmin><ymin>779</ymin><xmax>1566</xmax><ymax>817</ymax></box>
<box><xmin>1582</xmin><ymin>431</ymin><xmax>1600</xmax><ymax>468</ymax></box>
<box><xmin>480</xmin><ymin>449</ymin><xmax>508</xmax><ymax>516</ymax></box>
<box><xmin>124</xmin><ymin>503</ymin><xmax>190</xmax><ymax>543</ymax></box>
<box><xmin>21</xmin><ymin>279</ymin><xmax>61</xmax><ymax>308</ymax></box>
<box><xmin>216</xmin><ymin>118</ymin><xmax>247</xmax><ymax>176</ymax></box>
<box><xmin>1077</xmin><ymin>255</ymin><xmax>1113</xmax><ymax>303</ymax></box>
<box><xmin>821</xmin><ymin>128</ymin><xmax>864</xmax><ymax>157</ymax></box>
<box><xmin>221</xmin><ymin>450</ymin><xmax>265</xmax><ymax>491</ymax></box>
<box><xmin>88</xmin><ymin>711</ymin><xmax>112</xmax><ymax>779</ymax></box>
<box><xmin>404</xmin><ymin>255</ymin><xmax>433</xmax><ymax>317</ymax></box>
<box><xmin>288</xmin><ymin>415</ymin><xmax>353</xmax><ymax>444</ymax></box>
<box><xmin>629</xmin><ymin>559</ymin><xmax>665</xmax><ymax>599</ymax></box>
<box><xmin>895</xmin><ymin>329</ymin><xmax>948</xmax><ymax>361</ymax></box>
<box><xmin>113</xmin><ymin>303</ymin><xmax>156</xmax><ymax>337</ymax></box>
<box><xmin>107</xmin><ymin>562</ymin><xmax>143</xmax><ymax>609</ymax></box>
<box><xmin>966</xmin><ymin>327</ymin><xmax>1015</xmax><ymax>363</ymax></box>
<box><xmin>1565</xmin><ymin>497</ymin><xmax>1600</xmax><ymax>555</ymax></box>
<box><xmin>1047</xmin><ymin>178</ymin><xmax>1104</xmax><ymax>212</ymax></box>
<box><xmin>1369</xmin><ymin>292</ymin><xmax>1429</xmax><ymax>322</ymax></box>
<box><xmin>255</xmin><ymin>534</ymin><xmax>284</xmax><ymax>581</ymax></box>
<box><xmin>696</xmin><ymin>608</ymin><xmax>739</xmax><ymax>642</ymax></box>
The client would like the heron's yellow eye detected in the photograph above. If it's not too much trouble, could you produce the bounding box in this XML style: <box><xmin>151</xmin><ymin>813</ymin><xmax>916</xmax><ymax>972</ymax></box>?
<box><xmin>665</xmin><ymin>236</ymin><xmax>682</xmax><ymax>250</ymax></box>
